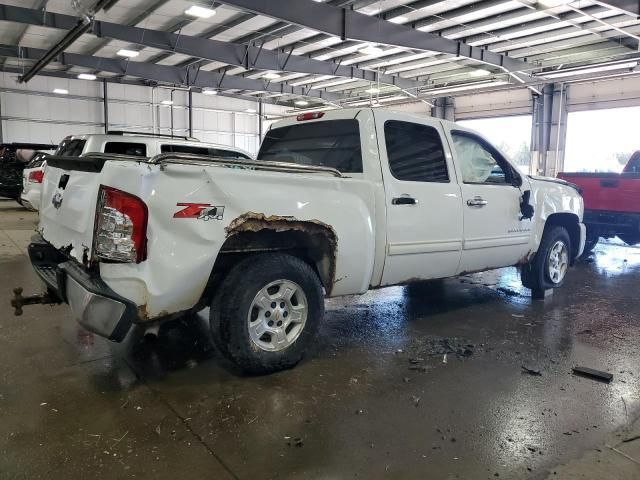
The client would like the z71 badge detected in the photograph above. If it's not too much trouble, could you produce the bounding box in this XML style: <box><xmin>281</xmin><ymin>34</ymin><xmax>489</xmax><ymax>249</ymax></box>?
<box><xmin>174</xmin><ymin>203</ymin><xmax>225</xmax><ymax>221</ymax></box>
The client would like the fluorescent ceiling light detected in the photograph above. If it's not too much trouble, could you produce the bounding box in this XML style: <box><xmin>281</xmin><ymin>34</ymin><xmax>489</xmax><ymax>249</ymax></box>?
<box><xmin>245</xmin><ymin>108</ymin><xmax>257</xmax><ymax>113</ymax></box>
<box><xmin>361</xmin><ymin>8</ymin><xmax>380</xmax><ymax>16</ymax></box>
<box><xmin>262</xmin><ymin>72</ymin><xmax>281</xmax><ymax>80</ymax></box>
<box><xmin>117</xmin><ymin>49</ymin><xmax>139</xmax><ymax>58</ymax></box>
<box><xmin>539</xmin><ymin>61</ymin><xmax>638</xmax><ymax>79</ymax></box>
<box><xmin>295</xmin><ymin>100</ymin><xmax>309</xmax><ymax>106</ymax></box>
<box><xmin>52</xmin><ymin>88</ymin><xmax>68</xmax><ymax>94</ymax></box>
<box><xmin>161</xmin><ymin>100</ymin><xmax>174</xmax><ymax>105</ymax></box>
<box><xmin>365</xmin><ymin>87</ymin><xmax>380</xmax><ymax>94</ymax></box>
<box><xmin>359</xmin><ymin>45</ymin><xmax>384</xmax><ymax>56</ymax></box>
<box><xmin>202</xmin><ymin>89</ymin><xmax>218</xmax><ymax>95</ymax></box>
<box><xmin>389</xmin><ymin>16</ymin><xmax>408</xmax><ymax>23</ymax></box>
<box><xmin>469</xmin><ymin>69</ymin><xmax>491</xmax><ymax>77</ymax></box>
<box><xmin>185</xmin><ymin>5</ymin><xmax>216</xmax><ymax>18</ymax></box>
<box><xmin>424</xmin><ymin>80</ymin><xmax>508</xmax><ymax>96</ymax></box>
<box><xmin>77</xmin><ymin>73</ymin><xmax>97</xmax><ymax>81</ymax></box>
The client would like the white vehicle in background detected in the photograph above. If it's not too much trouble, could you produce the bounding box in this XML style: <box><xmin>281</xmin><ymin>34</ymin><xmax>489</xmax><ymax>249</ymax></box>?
<box><xmin>13</xmin><ymin>110</ymin><xmax>585</xmax><ymax>375</ymax></box>
<box><xmin>20</xmin><ymin>152</ymin><xmax>49</xmax><ymax>211</ymax></box>
<box><xmin>55</xmin><ymin>131</ymin><xmax>253</xmax><ymax>160</ymax></box>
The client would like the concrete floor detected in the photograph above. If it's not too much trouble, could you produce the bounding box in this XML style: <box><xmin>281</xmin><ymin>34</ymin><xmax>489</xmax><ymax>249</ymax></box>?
<box><xmin>1</xmin><ymin>198</ymin><xmax>639</xmax><ymax>480</ymax></box>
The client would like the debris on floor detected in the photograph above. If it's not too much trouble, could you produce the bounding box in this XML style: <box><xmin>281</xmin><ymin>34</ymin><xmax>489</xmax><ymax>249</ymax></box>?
<box><xmin>572</xmin><ymin>366</ymin><xmax>613</xmax><ymax>383</ymax></box>
<box><xmin>521</xmin><ymin>366</ymin><xmax>542</xmax><ymax>376</ymax></box>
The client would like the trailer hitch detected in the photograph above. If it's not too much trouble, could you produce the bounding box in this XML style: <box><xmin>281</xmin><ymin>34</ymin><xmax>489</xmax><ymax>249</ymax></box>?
<box><xmin>10</xmin><ymin>287</ymin><xmax>59</xmax><ymax>316</ymax></box>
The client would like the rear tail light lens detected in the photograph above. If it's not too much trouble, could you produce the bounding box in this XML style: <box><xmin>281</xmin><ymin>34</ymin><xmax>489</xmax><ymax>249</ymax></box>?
<box><xmin>94</xmin><ymin>186</ymin><xmax>148</xmax><ymax>263</ymax></box>
<box><xmin>28</xmin><ymin>170</ymin><xmax>44</xmax><ymax>183</ymax></box>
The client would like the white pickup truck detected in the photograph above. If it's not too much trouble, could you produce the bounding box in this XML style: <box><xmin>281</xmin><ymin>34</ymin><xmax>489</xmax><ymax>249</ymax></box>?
<box><xmin>13</xmin><ymin>108</ymin><xmax>585</xmax><ymax>374</ymax></box>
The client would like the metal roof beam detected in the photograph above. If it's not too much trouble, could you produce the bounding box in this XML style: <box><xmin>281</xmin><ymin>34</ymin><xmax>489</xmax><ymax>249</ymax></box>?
<box><xmin>0</xmin><ymin>44</ymin><xmax>345</xmax><ymax>102</ymax></box>
<box><xmin>214</xmin><ymin>0</ymin><xmax>530</xmax><ymax>72</ymax></box>
<box><xmin>0</xmin><ymin>4</ymin><xmax>421</xmax><ymax>90</ymax></box>
<box><xmin>594</xmin><ymin>1</ymin><xmax>640</xmax><ymax>17</ymax></box>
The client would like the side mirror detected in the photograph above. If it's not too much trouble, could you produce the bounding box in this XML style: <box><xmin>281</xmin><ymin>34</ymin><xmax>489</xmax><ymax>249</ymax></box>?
<box><xmin>520</xmin><ymin>190</ymin><xmax>534</xmax><ymax>220</ymax></box>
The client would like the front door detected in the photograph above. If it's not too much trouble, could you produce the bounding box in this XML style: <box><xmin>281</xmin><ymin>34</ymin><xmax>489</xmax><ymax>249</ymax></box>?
<box><xmin>446</xmin><ymin>130</ymin><xmax>533</xmax><ymax>274</ymax></box>
<box><xmin>377</xmin><ymin>112</ymin><xmax>463</xmax><ymax>286</ymax></box>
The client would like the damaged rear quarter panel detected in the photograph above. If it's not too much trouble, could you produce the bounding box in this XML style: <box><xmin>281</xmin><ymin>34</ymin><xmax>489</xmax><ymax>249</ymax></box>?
<box><xmin>98</xmin><ymin>161</ymin><xmax>377</xmax><ymax>320</ymax></box>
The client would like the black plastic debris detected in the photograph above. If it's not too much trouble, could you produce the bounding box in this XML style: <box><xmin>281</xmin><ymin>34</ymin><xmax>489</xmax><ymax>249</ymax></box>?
<box><xmin>521</xmin><ymin>366</ymin><xmax>542</xmax><ymax>376</ymax></box>
<box><xmin>572</xmin><ymin>366</ymin><xmax>613</xmax><ymax>383</ymax></box>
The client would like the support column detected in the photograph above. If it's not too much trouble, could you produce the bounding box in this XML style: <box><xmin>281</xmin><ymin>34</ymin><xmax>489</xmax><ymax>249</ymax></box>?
<box><xmin>430</xmin><ymin>96</ymin><xmax>455</xmax><ymax>120</ymax></box>
<box><xmin>102</xmin><ymin>79</ymin><xmax>109</xmax><ymax>134</ymax></box>
<box><xmin>188</xmin><ymin>89</ymin><xmax>193</xmax><ymax>138</ymax></box>
<box><xmin>530</xmin><ymin>83</ymin><xmax>568</xmax><ymax>176</ymax></box>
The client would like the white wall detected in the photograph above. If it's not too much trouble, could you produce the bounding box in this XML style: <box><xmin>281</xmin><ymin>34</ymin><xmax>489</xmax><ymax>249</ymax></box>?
<box><xmin>0</xmin><ymin>72</ymin><xmax>287</xmax><ymax>155</ymax></box>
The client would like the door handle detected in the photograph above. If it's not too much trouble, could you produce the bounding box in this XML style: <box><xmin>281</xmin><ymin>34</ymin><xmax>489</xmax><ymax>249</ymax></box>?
<box><xmin>466</xmin><ymin>196</ymin><xmax>488</xmax><ymax>207</ymax></box>
<box><xmin>392</xmin><ymin>196</ymin><xmax>417</xmax><ymax>205</ymax></box>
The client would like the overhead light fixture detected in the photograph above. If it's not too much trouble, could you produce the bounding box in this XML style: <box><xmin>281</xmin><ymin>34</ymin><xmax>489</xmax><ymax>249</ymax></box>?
<box><xmin>263</xmin><ymin>72</ymin><xmax>281</xmax><ymax>80</ymax></box>
<box><xmin>538</xmin><ymin>61</ymin><xmax>639</xmax><ymax>79</ymax></box>
<box><xmin>469</xmin><ymin>69</ymin><xmax>491</xmax><ymax>77</ymax></box>
<box><xmin>295</xmin><ymin>100</ymin><xmax>309</xmax><ymax>106</ymax></box>
<box><xmin>184</xmin><ymin>5</ymin><xmax>216</xmax><ymax>18</ymax></box>
<box><xmin>202</xmin><ymin>89</ymin><xmax>218</xmax><ymax>95</ymax></box>
<box><xmin>389</xmin><ymin>16</ymin><xmax>408</xmax><ymax>23</ymax></box>
<box><xmin>77</xmin><ymin>73</ymin><xmax>97</xmax><ymax>81</ymax></box>
<box><xmin>161</xmin><ymin>100</ymin><xmax>174</xmax><ymax>105</ymax></box>
<box><xmin>245</xmin><ymin>108</ymin><xmax>257</xmax><ymax>113</ymax></box>
<box><xmin>117</xmin><ymin>49</ymin><xmax>139</xmax><ymax>58</ymax></box>
<box><xmin>365</xmin><ymin>87</ymin><xmax>380</xmax><ymax>94</ymax></box>
<box><xmin>52</xmin><ymin>88</ymin><xmax>68</xmax><ymax>95</ymax></box>
<box><xmin>359</xmin><ymin>45</ymin><xmax>384</xmax><ymax>56</ymax></box>
<box><xmin>361</xmin><ymin>7</ymin><xmax>380</xmax><ymax>16</ymax></box>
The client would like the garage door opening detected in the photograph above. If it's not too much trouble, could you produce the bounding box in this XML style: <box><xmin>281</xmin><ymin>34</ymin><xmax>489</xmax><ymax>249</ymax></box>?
<box><xmin>456</xmin><ymin>115</ymin><xmax>532</xmax><ymax>174</ymax></box>
<box><xmin>564</xmin><ymin>106</ymin><xmax>640</xmax><ymax>173</ymax></box>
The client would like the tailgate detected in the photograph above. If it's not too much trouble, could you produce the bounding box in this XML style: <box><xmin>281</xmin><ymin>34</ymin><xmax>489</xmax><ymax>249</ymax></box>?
<box><xmin>38</xmin><ymin>154</ymin><xmax>142</xmax><ymax>264</ymax></box>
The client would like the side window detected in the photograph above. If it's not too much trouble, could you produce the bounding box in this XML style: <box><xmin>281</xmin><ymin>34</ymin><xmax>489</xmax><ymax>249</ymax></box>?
<box><xmin>384</xmin><ymin>120</ymin><xmax>449</xmax><ymax>182</ymax></box>
<box><xmin>104</xmin><ymin>142</ymin><xmax>147</xmax><ymax>157</ymax></box>
<box><xmin>452</xmin><ymin>132</ymin><xmax>510</xmax><ymax>185</ymax></box>
<box><xmin>161</xmin><ymin>145</ymin><xmax>208</xmax><ymax>155</ymax></box>
<box><xmin>56</xmin><ymin>139</ymin><xmax>86</xmax><ymax>157</ymax></box>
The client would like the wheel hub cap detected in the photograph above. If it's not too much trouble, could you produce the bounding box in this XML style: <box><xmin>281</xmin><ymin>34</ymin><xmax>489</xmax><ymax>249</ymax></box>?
<box><xmin>247</xmin><ymin>279</ymin><xmax>308</xmax><ymax>352</ymax></box>
<box><xmin>548</xmin><ymin>240</ymin><xmax>569</xmax><ymax>284</ymax></box>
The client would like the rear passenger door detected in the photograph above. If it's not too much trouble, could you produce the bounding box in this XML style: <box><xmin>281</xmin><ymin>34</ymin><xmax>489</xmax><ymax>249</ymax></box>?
<box><xmin>375</xmin><ymin>112</ymin><xmax>463</xmax><ymax>286</ymax></box>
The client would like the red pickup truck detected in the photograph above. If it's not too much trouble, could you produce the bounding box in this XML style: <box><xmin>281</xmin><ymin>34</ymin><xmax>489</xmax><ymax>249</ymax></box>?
<box><xmin>558</xmin><ymin>151</ymin><xmax>640</xmax><ymax>256</ymax></box>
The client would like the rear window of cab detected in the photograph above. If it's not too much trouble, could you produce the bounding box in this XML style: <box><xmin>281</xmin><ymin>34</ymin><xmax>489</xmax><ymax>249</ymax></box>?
<box><xmin>257</xmin><ymin>119</ymin><xmax>363</xmax><ymax>173</ymax></box>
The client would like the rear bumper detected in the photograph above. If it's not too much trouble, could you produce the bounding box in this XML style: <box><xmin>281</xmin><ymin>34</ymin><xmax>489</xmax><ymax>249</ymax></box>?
<box><xmin>20</xmin><ymin>188</ymin><xmax>40</xmax><ymax>211</ymax></box>
<box><xmin>28</xmin><ymin>235</ymin><xmax>135</xmax><ymax>341</ymax></box>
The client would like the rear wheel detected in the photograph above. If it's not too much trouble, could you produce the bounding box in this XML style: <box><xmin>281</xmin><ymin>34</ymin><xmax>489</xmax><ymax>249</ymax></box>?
<box><xmin>210</xmin><ymin>253</ymin><xmax>324</xmax><ymax>374</ymax></box>
<box><xmin>521</xmin><ymin>225</ymin><xmax>571</xmax><ymax>296</ymax></box>
<box><xmin>618</xmin><ymin>233</ymin><xmax>640</xmax><ymax>247</ymax></box>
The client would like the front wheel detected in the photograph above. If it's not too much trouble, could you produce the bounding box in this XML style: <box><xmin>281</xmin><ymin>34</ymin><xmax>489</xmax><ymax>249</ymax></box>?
<box><xmin>521</xmin><ymin>225</ymin><xmax>572</xmax><ymax>295</ymax></box>
<box><xmin>210</xmin><ymin>253</ymin><xmax>324</xmax><ymax>375</ymax></box>
<box><xmin>580</xmin><ymin>232</ymin><xmax>599</xmax><ymax>258</ymax></box>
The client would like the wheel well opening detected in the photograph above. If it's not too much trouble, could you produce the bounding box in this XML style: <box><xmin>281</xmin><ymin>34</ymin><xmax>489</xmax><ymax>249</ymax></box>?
<box><xmin>199</xmin><ymin>214</ymin><xmax>337</xmax><ymax>307</ymax></box>
<box><xmin>545</xmin><ymin>213</ymin><xmax>581</xmax><ymax>262</ymax></box>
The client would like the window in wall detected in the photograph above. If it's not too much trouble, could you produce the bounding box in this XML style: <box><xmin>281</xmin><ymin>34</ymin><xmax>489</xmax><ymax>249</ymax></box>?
<box><xmin>384</xmin><ymin>120</ymin><xmax>449</xmax><ymax>182</ymax></box>
<box><xmin>564</xmin><ymin>107</ymin><xmax>640</xmax><ymax>173</ymax></box>
<box><xmin>104</xmin><ymin>142</ymin><xmax>147</xmax><ymax>157</ymax></box>
<box><xmin>457</xmin><ymin>115</ymin><xmax>532</xmax><ymax>174</ymax></box>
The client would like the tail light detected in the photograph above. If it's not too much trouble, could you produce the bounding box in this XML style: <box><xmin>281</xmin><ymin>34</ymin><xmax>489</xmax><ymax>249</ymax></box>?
<box><xmin>94</xmin><ymin>186</ymin><xmax>148</xmax><ymax>263</ymax></box>
<box><xmin>28</xmin><ymin>170</ymin><xmax>45</xmax><ymax>183</ymax></box>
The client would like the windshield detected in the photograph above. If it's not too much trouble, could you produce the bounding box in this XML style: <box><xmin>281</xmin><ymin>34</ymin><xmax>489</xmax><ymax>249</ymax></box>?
<box><xmin>257</xmin><ymin>119</ymin><xmax>362</xmax><ymax>173</ymax></box>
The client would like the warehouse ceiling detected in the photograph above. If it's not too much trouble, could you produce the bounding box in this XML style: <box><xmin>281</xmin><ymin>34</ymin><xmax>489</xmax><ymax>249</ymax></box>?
<box><xmin>0</xmin><ymin>0</ymin><xmax>639</xmax><ymax>108</ymax></box>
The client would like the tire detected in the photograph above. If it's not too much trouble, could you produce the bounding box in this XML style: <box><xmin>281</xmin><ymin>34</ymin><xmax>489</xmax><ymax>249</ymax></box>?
<box><xmin>580</xmin><ymin>232</ymin><xmax>599</xmax><ymax>258</ymax></box>
<box><xmin>521</xmin><ymin>225</ymin><xmax>572</xmax><ymax>295</ymax></box>
<box><xmin>210</xmin><ymin>253</ymin><xmax>324</xmax><ymax>375</ymax></box>
<box><xmin>618</xmin><ymin>233</ymin><xmax>640</xmax><ymax>247</ymax></box>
